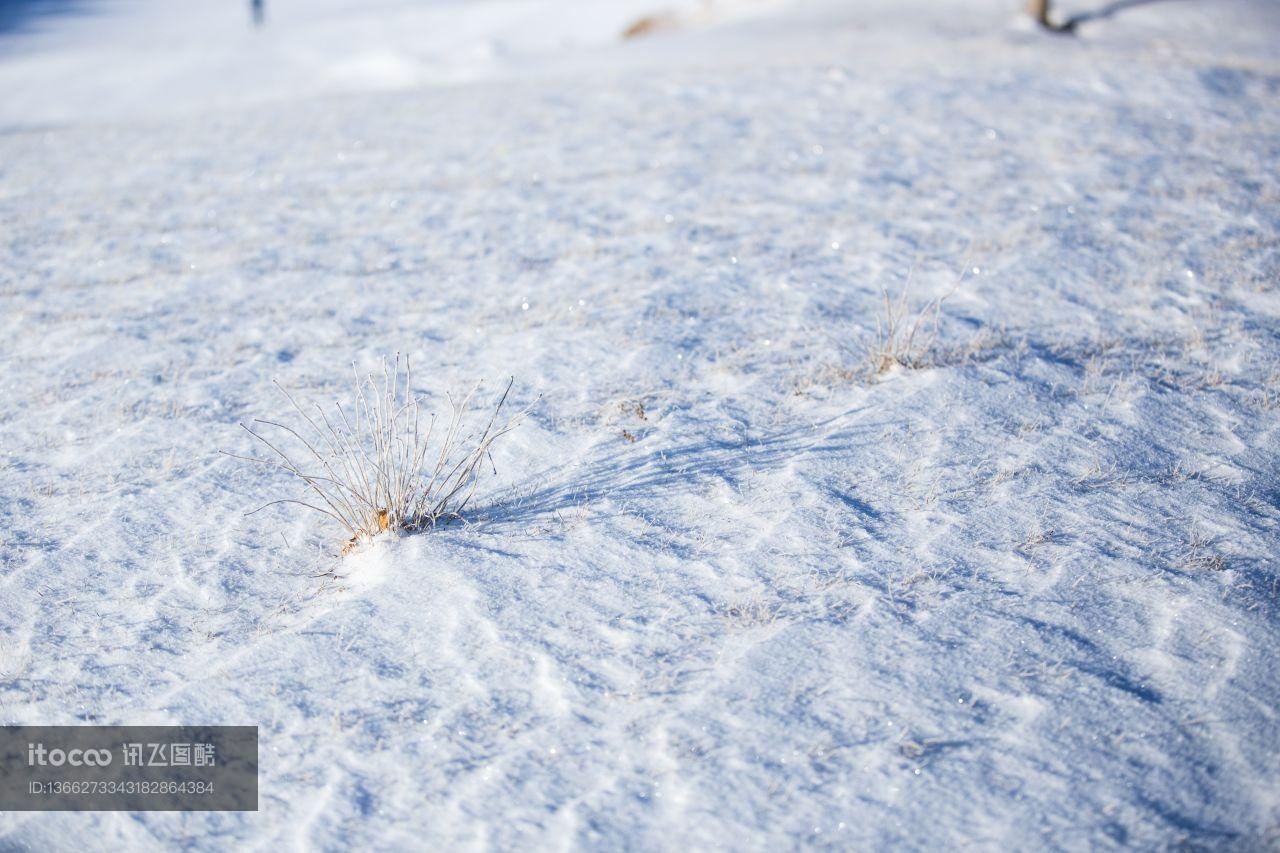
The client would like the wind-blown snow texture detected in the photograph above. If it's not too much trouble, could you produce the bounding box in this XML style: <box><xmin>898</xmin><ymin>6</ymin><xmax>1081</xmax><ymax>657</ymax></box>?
<box><xmin>2</xmin><ymin>0</ymin><xmax>1279</xmax><ymax>848</ymax></box>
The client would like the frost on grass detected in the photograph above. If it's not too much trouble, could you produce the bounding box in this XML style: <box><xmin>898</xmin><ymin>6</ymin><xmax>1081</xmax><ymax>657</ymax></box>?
<box><xmin>864</xmin><ymin>283</ymin><xmax>949</xmax><ymax>376</ymax></box>
<box><xmin>800</xmin><ymin>279</ymin><xmax>958</xmax><ymax>391</ymax></box>
<box><xmin>225</xmin><ymin>357</ymin><xmax>520</xmax><ymax>552</ymax></box>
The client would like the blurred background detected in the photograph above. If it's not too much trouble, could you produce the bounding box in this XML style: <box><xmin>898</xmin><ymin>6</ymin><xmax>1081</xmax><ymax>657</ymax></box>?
<box><xmin>1</xmin><ymin>0</ymin><xmax>1276</xmax><ymax>127</ymax></box>
<box><xmin>0</xmin><ymin>0</ymin><xmax>783</xmax><ymax>124</ymax></box>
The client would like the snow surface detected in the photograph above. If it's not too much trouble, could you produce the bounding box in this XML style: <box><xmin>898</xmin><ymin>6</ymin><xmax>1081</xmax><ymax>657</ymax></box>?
<box><xmin>2</xmin><ymin>0</ymin><xmax>1279</xmax><ymax>848</ymax></box>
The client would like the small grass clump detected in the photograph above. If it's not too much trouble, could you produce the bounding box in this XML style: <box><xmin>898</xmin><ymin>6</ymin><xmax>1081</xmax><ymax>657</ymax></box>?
<box><xmin>865</xmin><ymin>284</ymin><xmax>949</xmax><ymax>376</ymax></box>
<box><xmin>225</xmin><ymin>356</ymin><xmax>521</xmax><ymax>552</ymax></box>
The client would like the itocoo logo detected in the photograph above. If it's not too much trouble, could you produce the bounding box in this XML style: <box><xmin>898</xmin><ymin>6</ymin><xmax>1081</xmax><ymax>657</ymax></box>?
<box><xmin>27</xmin><ymin>743</ymin><xmax>113</xmax><ymax>767</ymax></box>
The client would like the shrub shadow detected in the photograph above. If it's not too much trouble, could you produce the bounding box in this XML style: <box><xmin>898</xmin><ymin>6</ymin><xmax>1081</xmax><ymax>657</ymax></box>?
<box><xmin>472</xmin><ymin>407</ymin><xmax>891</xmax><ymax>534</ymax></box>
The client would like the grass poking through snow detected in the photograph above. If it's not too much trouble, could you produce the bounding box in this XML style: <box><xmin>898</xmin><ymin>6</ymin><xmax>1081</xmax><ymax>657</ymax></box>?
<box><xmin>225</xmin><ymin>356</ymin><xmax>522</xmax><ymax>552</ymax></box>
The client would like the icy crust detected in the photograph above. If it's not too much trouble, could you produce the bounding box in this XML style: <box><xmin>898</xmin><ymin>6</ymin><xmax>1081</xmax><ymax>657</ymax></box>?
<box><xmin>1</xmin><ymin>3</ymin><xmax>1279</xmax><ymax>850</ymax></box>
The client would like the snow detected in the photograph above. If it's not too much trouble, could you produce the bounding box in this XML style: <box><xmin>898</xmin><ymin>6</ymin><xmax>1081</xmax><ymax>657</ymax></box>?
<box><xmin>2</xmin><ymin>0</ymin><xmax>1279</xmax><ymax>848</ymax></box>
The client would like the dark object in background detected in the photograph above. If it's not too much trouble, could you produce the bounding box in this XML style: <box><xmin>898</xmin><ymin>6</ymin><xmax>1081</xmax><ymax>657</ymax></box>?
<box><xmin>1028</xmin><ymin>0</ymin><xmax>1075</xmax><ymax>32</ymax></box>
<box><xmin>251</xmin><ymin>0</ymin><xmax>263</xmax><ymax>27</ymax></box>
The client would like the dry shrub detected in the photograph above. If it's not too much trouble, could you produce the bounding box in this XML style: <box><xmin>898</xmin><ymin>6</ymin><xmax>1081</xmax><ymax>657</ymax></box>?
<box><xmin>225</xmin><ymin>356</ymin><xmax>522</xmax><ymax>552</ymax></box>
